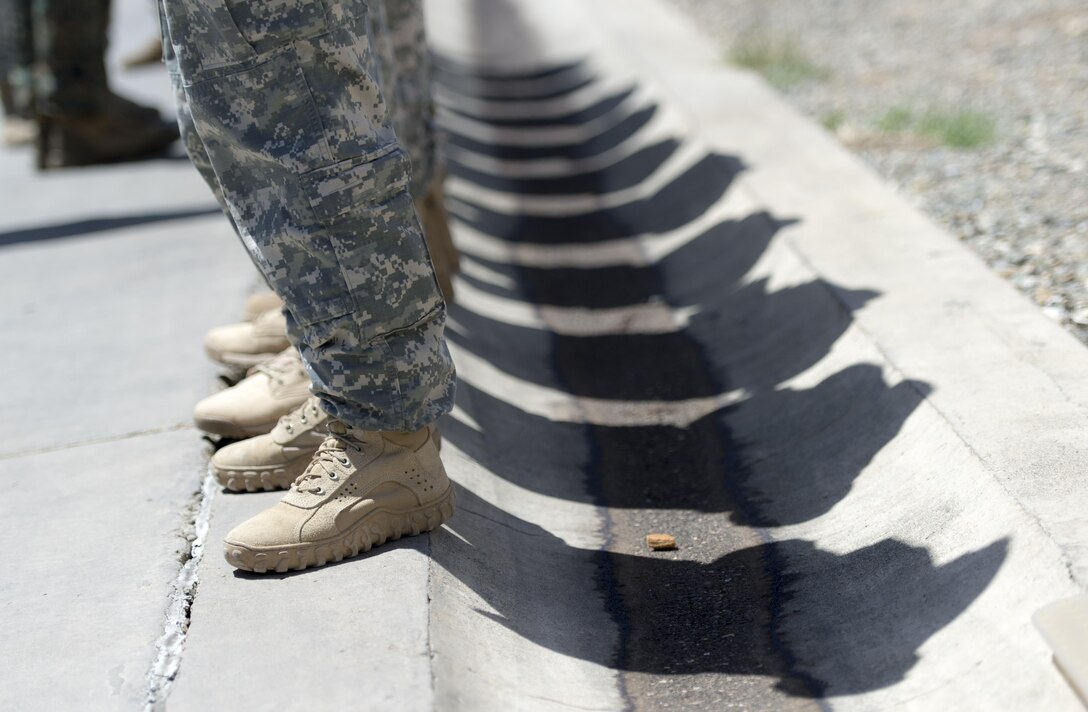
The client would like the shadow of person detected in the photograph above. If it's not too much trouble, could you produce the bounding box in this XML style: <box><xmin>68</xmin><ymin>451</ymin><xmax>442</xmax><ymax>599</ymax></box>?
<box><xmin>447</xmin><ymin>149</ymin><xmax>745</xmax><ymax>244</ymax></box>
<box><xmin>722</xmin><ymin>365</ymin><xmax>932</xmax><ymax>526</ymax></box>
<box><xmin>430</xmin><ymin>38</ymin><xmax>987</xmax><ymax>703</ymax></box>
<box><xmin>441</xmin><ymin>358</ymin><xmax>927</xmax><ymax>526</ymax></box>
<box><xmin>433</xmin><ymin>485</ymin><xmax>1008</xmax><ymax>697</ymax></box>
<box><xmin>435</xmin><ymin>48</ymin><xmax>927</xmax><ymax>529</ymax></box>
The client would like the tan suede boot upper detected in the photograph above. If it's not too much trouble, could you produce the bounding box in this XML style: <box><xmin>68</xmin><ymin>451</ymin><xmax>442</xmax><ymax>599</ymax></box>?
<box><xmin>223</xmin><ymin>420</ymin><xmax>455</xmax><ymax>573</ymax></box>
<box><xmin>210</xmin><ymin>396</ymin><xmax>329</xmax><ymax>492</ymax></box>
<box><xmin>194</xmin><ymin>347</ymin><xmax>310</xmax><ymax>439</ymax></box>
<box><xmin>204</xmin><ymin>308</ymin><xmax>291</xmax><ymax>368</ymax></box>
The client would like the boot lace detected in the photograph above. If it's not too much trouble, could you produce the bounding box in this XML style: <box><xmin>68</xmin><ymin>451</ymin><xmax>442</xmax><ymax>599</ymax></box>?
<box><xmin>253</xmin><ymin>350</ymin><xmax>301</xmax><ymax>386</ymax></box>
<box><xmin>291</xmin><ymin>431</ymin><xmax>363</xmax><ymax>495</ymax></box>
<box><xmin>278</xmin><ymin>396</ymin><xmax>322</xmax><ymax>434</ymax></box>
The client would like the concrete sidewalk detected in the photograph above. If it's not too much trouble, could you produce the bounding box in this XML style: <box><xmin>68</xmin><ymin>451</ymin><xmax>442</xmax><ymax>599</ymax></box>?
<box><xmin>2</xmin><ymin>0</ymin><xmax>1088</xmax><ymax>709</ymax></box>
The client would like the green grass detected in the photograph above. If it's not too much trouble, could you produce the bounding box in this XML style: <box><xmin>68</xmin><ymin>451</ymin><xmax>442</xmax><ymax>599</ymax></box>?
<box><xmin>730</xmin><ymin>36</ymin><xmax>827</xmax><ymax>89</ymax></box>
<box><xmin>917</xmin><ymin>110</ymin><xmax>996</xmax><ymax>148</ymax></box>
<box><xmin>820</xmin><ymin>109</ymin><xmax>846</xmax><ymax>131</ymax></box>
<box><xmin>877</xmin><ymin>106</ymin><xmax>914</xmax><ymax>133</ymax></box>
<box><xmin>876</xmin><ymin>106</ymin><xmax>996</xmax><ymax>149</ymax></box>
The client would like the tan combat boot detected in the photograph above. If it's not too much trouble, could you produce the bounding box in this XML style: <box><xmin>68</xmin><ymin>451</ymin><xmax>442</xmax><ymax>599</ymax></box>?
<box><xmin>204</xmin><ymin>307</ymin><xmax>291</xmax><ymax>369</ymax></box>
<box><xmin>212</xmin><ymin>396</ymin><xmax>442</xmax><ymax>493</ymax></box>
<box><xmin>223</xmin><ymin>420</ymin><xmax>455</xmax><ymax>573</ymax></box>
<box><xmin>241</xmin><ymin>291</ymin><xmax>284</xmax><ymax>322</ymax></box>
<box><xmin>210</xmin><ymin>396</ymin><xmax>329</xmax><ymax>492</ymax></box>
<box><xmin>194</xmin><ymin>347</ymin><xmax>310</xmax><ymax>439</ymax></box>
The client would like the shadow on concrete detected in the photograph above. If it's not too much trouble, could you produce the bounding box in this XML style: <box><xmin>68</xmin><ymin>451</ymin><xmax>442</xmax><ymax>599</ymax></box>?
<box><xmin>433</xmin><ymin>44</ymin><xmax>1005</xmax><ymax>699</ymax></box>
<box><xmin>0</xmin><ymin>206</ymin><xmax>221</xmax><ymax>248</ymax></box>
<box><xmin>436</xmin><ymin>486</ymin><xmax>1008</xmax><ymax>697</ymax></box>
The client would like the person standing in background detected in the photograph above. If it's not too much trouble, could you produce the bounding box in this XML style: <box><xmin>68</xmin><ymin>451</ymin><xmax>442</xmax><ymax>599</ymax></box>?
<box><xmin>0</xmin><ymin>0</ymin><xmax>179</xmax><ymax>165</ymax></box>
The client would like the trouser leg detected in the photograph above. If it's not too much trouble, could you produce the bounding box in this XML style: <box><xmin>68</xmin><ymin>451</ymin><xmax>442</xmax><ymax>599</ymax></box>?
<box><xmin>371</xmin><ymin>0</ymin><xmax>458</xmax><ymax>300</ymax></box>
<box><xmin>369</xmin><ymin>0</ymin><xmax>437</xmax><ymax>199</ymax></box>
<box><xmin>159</xmin><ymin>11</ymin><xmax>229</xmax><ymax>214</ymax></box>
<box><xmin>0</xmin><ymin>0</ymin><xmax>35</xmax><ymax>117</ymax></box>
<box><xmin>31</xmin><ymin>0</ymin><xmax>111</xmax><ymax>114</ymax></box>
<box><xmin>160</xmin><ymin>0</ymin><xmax>454</xmax><ymax>431</ymax></box>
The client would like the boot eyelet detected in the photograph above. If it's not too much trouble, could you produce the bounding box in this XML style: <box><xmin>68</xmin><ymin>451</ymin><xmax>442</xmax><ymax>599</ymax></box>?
<box><xmin>338</xmin><ymin>457</ymin><xmax>349</xmax><ymax>465</ymax></box>
<box><xmin>312</xmin><ymin>487</ymin><xmax>325</xmax><ymax>495</ymax></box>
<box><xmin>328</xmin><ymin>473</ymin><xmax>339</xmax><ymax>481</ymax></box>
<box><xmin>285</xmin><ymin>424</ymin><xmax>293</xmax><ymax>432</ymax></box>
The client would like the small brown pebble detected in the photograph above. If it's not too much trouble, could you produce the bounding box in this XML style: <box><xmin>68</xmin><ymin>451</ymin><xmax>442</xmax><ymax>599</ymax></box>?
<box><xmin>646</xmin><ymin>533</ymin><xmax>677</xmax><ymax>551</ymax></box>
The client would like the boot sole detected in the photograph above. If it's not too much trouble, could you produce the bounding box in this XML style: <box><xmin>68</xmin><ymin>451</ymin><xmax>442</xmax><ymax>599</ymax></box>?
<box><xmin>210</xmin><ymin>461</ymin><xmax>306</xmax><ymax>493</ymax></box>
<box><xmin>223</xmin><ymin>485</ymin><xmax>457</xmax><ymax>574</ymax></box>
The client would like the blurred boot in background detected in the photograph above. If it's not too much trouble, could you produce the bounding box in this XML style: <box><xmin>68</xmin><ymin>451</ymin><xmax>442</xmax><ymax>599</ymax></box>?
<box><xmin>0</xmin><ymin>0</ymin><xmax>37</xmax><ymax>146</ymax></box>
<box><xmin>31</xmin><ymin>0</ymin><xmax>178</xmax><ymax>168</ymax></box>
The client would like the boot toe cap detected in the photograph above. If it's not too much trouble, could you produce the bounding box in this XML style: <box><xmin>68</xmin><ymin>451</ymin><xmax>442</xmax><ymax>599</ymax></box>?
<box><xmin>210</xmin><ymin>434</ymin><xmax>283</xmax><ymax>470</ymax></box>
<box><xmin>224</xmin><ymin>503</ymin><xmax>306</xmax><ymax>549</ymax></box>
<box><xmin>204</xmin><ymin>322</ymin><xmax>255</xmax><ymax>355</ymax></box>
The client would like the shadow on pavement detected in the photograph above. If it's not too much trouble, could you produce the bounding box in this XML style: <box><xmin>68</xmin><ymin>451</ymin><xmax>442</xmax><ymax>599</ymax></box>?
<box><xmin>436</xmin><ymin>486</ymin><xmax>1007</xmax><ymax>697</ymax></box>
<box><xmin>433</xmin><ymin>42</ymin><xmax>1006</xmax><ymax>699</ymax></box>
<box><xmin>0</xmin><ymin>206</ymin><xmax>221</xmax><ymax>248</ymax></box>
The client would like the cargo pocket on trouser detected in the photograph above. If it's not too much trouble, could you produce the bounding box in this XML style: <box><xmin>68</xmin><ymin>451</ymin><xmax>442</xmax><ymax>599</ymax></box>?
<box><xmin>292</xmin><ymin>305</ymin><xmax>455</xmax><ymax>432</ymax></box>
<box><xmin>295</xmin><ymin>147</ymin><xmax>455</xmax><ymax>431</ymax></box>
<box><xmin>159</xmin><ymin>0</ymin><xmax>331</xmax><ymax>86</ymax></box>
<box><xmin>160</xmin><ymin>0</ymin><xmax>360</xmax><ymax>326</ymax></box>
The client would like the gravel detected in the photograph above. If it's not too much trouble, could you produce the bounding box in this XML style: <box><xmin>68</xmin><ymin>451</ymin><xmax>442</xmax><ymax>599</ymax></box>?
<box><xmin>666</xmin><ymin>0</ymin><xmax>1088</xmax><ymax>343</ymax></box>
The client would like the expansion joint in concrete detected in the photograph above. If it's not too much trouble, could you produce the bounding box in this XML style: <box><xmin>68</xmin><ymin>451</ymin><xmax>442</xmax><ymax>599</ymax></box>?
<box><xmin>425</xmin><ymin>533</ymin><xmax>438</xmax><ymax>711</ymax></box>
<box><xmin>144</xmin><ymin>470</ymin><xmax>218</xmax><ymax>711</ymax></box>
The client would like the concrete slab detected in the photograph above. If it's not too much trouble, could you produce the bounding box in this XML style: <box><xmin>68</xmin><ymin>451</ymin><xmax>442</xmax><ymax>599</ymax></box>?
<box><xmin>429</xmin><ymin>443</ymin><xmax>625</xmax><ymax>712</ymax></box>
<box><xmin>0</xmin><ymin>11</ymin><xmax>262</xmax><ymax>709</ymax></box>
<box><xmin>0</xmin><ymin>214</ymin><xmax>254</xmax><ymax>458</ymax></box>
<box><xmin>0</xmin><ymin>430</ymin><xmax>205</xmax><ymax>710</ymax></box>
<box><xmin>587</xmin><ymin>0</ymin><xmax>1088</xmax><ymax>586</ymax></box>
<box><xmin>422</xmin><ymin>0</ymin><xmax>1088</xmax><ymax>708</ymax></box>
<box><xmin>167</xmin><ymin>486</ymin><xmax>435</xmax><ymax>712</ymax></box>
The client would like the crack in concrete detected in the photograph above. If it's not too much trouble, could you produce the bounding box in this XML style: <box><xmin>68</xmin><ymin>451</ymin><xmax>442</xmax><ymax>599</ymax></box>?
<box><xmin>144</xmin><ymin>469</ymin><xmax>217</xmax><ymax>711</ymax></box>
<box><xmin>425</xmin><ymin>531</ymin><xmax>438</xmax><ymax>710</ymax></box>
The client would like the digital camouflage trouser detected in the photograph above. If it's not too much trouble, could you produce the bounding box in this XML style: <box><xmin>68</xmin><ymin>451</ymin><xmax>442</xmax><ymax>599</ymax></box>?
<box><xmin>160</xmin><ymin>0</ymin><xmax>454</xmax><ymax>431</ymax></box>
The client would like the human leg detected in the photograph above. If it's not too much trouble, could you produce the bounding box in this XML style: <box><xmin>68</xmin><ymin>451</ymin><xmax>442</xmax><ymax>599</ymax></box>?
<box><xmin>31</xmin><ymin>0</ymin><xmax>179</xmax><ymax>167</ymax></box>
<box><xmin>160</xmin><ymin>0</ymin><xmax>455</xmax><ymax>570</ymax></box>
<box><xmin>383</xmin><ymin>0</ymin><xmax>460</xmax><ymax>298</ymax></box>
<box><xmin>160</xmin><ymin>0</ymin><xmax>453</xmax><ymax>431</ymax></box>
